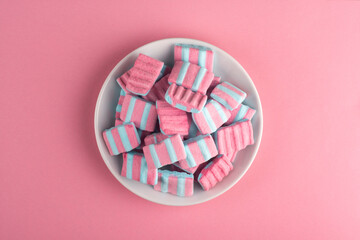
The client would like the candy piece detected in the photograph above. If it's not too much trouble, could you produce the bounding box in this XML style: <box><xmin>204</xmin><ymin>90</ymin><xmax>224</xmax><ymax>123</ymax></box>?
<box><xmin>126</xmin><ymin>54</ymin><xmax>164</xmax><ymax>95</ymax></box>
<box><xmin>115</xmin><ymin>89</ymin><xmax>127</xmax><ymax>119</ymax></box>
<box><xmin>120</xmin><ymin>95</ymin><xmax>158</xmax><ymax>132</ymax></box>
<box><xmin>143</xmin><ymin>134</ymin><xmax>186</xmax><ymax>170</ymax></box>
<box><xmin>177</xmin><ymin>134</ymin><xmax>218</xmax><ymax>169</ymax></box>
<box><xmin>206</xmin><ymin>76</ymin><xmax>221</xmax><ymax>96</ymax></box>
<box><xmin>225</xmin><ymin>104</ymin><xmax>256</xmax><ymax>125</ymax></box>
<box><xmin>198</xmin><ymin>155</ymin><xmax>233</xmax><ymax>191</ymax></box>
<box><xmin>156</xmin><ymin>100</ymin><xmax>190</xmax><ymax>136</ymax></box>
<box><xmin>154</xmin><ymin>170</ymin><xmax>194</xmax><ymax>197</ymax></box>
<box><xmin>156</xmin><ymin>65</ymin><xmax>172</xmax><ymax>81</ymax></box>
<box><xmin>214</xmin><ymin>120</ymin><xmax>254</xmax><ymax>157</ymax></box>
<box><xmin>143</xmin><ymin>74</ymin><xmax>170</xmax><ymax>102</ymax></box>
<box><xmin>210</xmin><ymin>82</ymin><xmax>247</xmax><ymax>110</ymax></box>
<box><xmin>121</xmin><ymin>151</ymin><xmax>158</xmax><ymax>185</ymax></box>
<box><xmin>144</xmin><ymin>132</ymin><xmax>170</xmax><ymax>145</ymax></box>
<box><xmin>174</xmin><ymin>43</ymin><xmax>214</xmax><ymax>72</ymax></box>
<box><xmin>168</xmin><ymin>61</ymin><xmax>214</xmax><ymax>94</ymax></box>
<box><xmin>116</xmin><ymin>70</ymin><xmax>131</xmax><ymax>94</ymax></box>
<box><xmin>165</xmin><ymin>84</ymin><xmax>207</xmax><ymax>113</ymax></box>
<box><xmin>102</xmin><ymin>122</ymin><xmax>140</xmax><ymax>155</ymax></box>
<box><xmin>192</xmin><ymin>99</ymin><xmax>231</xmax><ymax>134</ymax></box>
<box><xmin>115</xmin><ymin>118</ymin><xmax>124</xmax><ymax>126</ymax></box>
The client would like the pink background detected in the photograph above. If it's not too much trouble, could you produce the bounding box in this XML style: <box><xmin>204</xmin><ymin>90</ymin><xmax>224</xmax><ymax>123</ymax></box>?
<box><xmin>1</xmin><ymin>0</ymin><xmax>360</xmax><ymax>239</ymax></box>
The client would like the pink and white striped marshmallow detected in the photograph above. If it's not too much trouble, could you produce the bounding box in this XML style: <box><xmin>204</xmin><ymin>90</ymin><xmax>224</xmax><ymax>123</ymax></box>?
<box><xmin>143</xmin><ymin>134</ymin><xmax>186</xmax><ymax>170</ymax></box>
<box><xmin>210</xmin><ymin>81</ymin><xmax>247</xmax><ymax>110</ymax></box>
<box><xmin>154</xmin><ymin>170</ymin><xmax>194</xmax><ymax>197</ymax></box>
<box><xmin>225</xmin><ymin>104</ymin><xmax>256</xmax><ymax>125</ymax></box>
<box><xmin>198</xmin><ymin>154</ymin><xmax>233</xmax><ymax>191</ymax></box>
<box><xmin>177</xmin><ymin>134</ymin><xmax>218</xmax><ymax>169</ymax></box>
<box><xmin>156</xmin><ymin>100</ymin><xmax>191</xmax><ymax>136</ymax></box>
<box><xmin>192</xmin><ymin>99</ymin><xmax>231</xmax><ymax>134</ymax></box>
<box><xmin>102</xmin><ymin>122</ymin><xmax>140</xmax><ymax>156</ymax></box>
<box><xmin>126</xmin><ymin>54</ymin><xmax>164</xmax><ymax>96</ymax></box>
<box><xmin>120</xmin><ymin>94</ymin><xmax>158</xmax><ymax>132</ymax></box>
<box><xmin>165</xmin><ymin>84</ymin><xmax>207</xmax><ymax>113</ymax></box>
<box><xmin>168</xmin><ymin>61</ymin><xmax>214</xmax><ymax>95</ymax></box>
<box><xmin>214</xmin><ymin>120</ymin><xmax>254</xmax><ymax>157</ymax></box>
<box><xmin>174</xmin><ymin>43</ymin><xmax>214</xmax><ymax>72</ymax></box>
<box><xmin>121</xmin><ymin>151</ymin><xmax>158</xmax><ymax>185</ymax></box>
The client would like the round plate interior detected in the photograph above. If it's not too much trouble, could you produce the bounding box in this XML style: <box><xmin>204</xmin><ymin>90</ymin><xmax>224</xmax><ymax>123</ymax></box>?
<box><xmin>94</xmin><ymin>38</ymin><xmax>263</xmax><ymax>206</ymax></box>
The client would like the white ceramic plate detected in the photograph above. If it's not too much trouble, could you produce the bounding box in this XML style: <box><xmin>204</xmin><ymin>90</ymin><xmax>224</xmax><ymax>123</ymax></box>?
<box><xmin>94</xmin><ymin>38</ymin><xmax>263</xmax><ymax>206</ymax></box>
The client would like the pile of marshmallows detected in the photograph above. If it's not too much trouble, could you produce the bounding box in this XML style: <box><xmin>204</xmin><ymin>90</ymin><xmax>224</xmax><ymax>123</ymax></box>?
<box><xmin>103</xmin><ymin>44</ymin><xmax>256</xmax><ymax>197</ymax></box>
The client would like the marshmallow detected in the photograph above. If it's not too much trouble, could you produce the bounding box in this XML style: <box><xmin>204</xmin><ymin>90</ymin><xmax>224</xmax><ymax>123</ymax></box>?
<box><xmin>198</xmin><ymin>154</ymin><xmax>233</xmax><ymax>191</ymax></box>
<box><xmin>174</xmin><ymin>43</ymin><xmax>214</xmax><ymax>72</ymax></box>
<box><xmin>126</xmin><ymin>54</ymin><xmax>164</xmax><ymax>95</ymax></box>
<box><xmin>102</xmin><ymin>122</ymin><xmax>140</xmax><ymax>155</ymax></box>
<box><xmin>168</xmin><ymin>61</ymin><xmax>214</xmax><ymax>95</ymax></box>
<box><xmin>210</xmin><ymin>81</ymin><xmax>247</xmax><ymax>110</ymax></box>
<box><xmin>121</xmin><ymin>151</ymin><xmax>158</xmax><ymax>185</ymax></box>
<box><xmin>154</xmin><ymin>170</ymin><xmax>194</xmax><ymax>197</ymax></box>
<box><xmin>177</xmin><ymin>134</ymin><xmax>218</xmax><ymax>169</ymax></box>
<box><xmin>156</xmin><ymin>100</ymin><xmax>191</xmax><ymax>136</ymax></box>
<box><xmin>214</xmin><ymin>120</ymin><xmax>254</xmax><ymax>157</ymax></box>
<box><xmin>120</xmin><ymin>94</ymin><xmax>158</xmax><ymax>132</ymax></box>
<box><xmin>225</xmin><ymin>104</ymin><xmax>256</xmax><ymax>125</ymax></box>
<box><xmin>165</xmin><ymin>84</ymin><xmax>207</xmax><ymax>113</ymax></box>
<box><xmin>143</xmin><ymin>134</ymin><xmax>186</xmax><ymax>170</ymax></box>
<box><xmin>192</xmin><ymin>99</ymin><xmax>231</xmax><ymax>134</ymax></box>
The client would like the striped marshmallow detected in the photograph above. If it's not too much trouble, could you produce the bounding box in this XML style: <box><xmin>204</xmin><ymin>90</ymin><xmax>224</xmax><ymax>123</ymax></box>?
<box><xmin>143</xmin><ymin>74</ymin><xmax>170</xmax><ymax>103</ymax></box>
<box><xmin>102</xmin><ymin>122</ymin><xmax>140</xmax><ymax>156</ymax></box>
<box><xmin>174</xmin><ymin>43</ymin><xmax>214</xmax><ymax>72</ymax></box>
<box><xmin>225</xmin><ymin>104</ymin><xmax>256</xmax><ymax>125</ymax></box>
<box><xmin>126</xmin><ymin>54</ymin><xmax>164</xmax><ymax>96</ymax></box>
<box><xmin>156</xmin><ymin>100</ymin><xmax>191</xmax><ymax>136</ymax></box>
<box><xmin>143</xmin><ymin>134</ymin><xmax>186</xmax><ymax>170</ymax></box>
<box><xmin>121</xmin><ymin>151</ymin><xmax>158</xmax><ymax>185</ymax></box>
<box><xmin>214</xmin><ymin>120</ymin><xmax>254</xmax><ymax>157</ymax></box>
<box><xmin>210</xmin><ymin>81</ymin><xmax>247</xmax><ymax>110</ymax></box>
<box><xmin>165</xmin><ymin>84</ymin><xmax>207</xmax><ymax>113</ymax></box>
<box><xmin>206</xmin><ymin>76</ymin><xmax>221</xmax><ymax>96</ymax></box>
<box><xmin>154</xmin><ymin>170</ymin><xmax>194</xmax><ymax>197</ymax></box>
<box><xmin>198</xmin><ymin>155</ymin><xmax>233</xmax><ymax>191</ymax></box>
<box><xmin>177</xmin><ymin>134</ymin><xmax>218</xmax><ymax>169</ymax></box>
<box><xmin>116</xmin><ymin>70</ymin><xmax>131</xmax><ymax>94</ymax></box>
<box><xmin>192</xmin><ymin>99</ymin><xmax>231</xmax><ymax>134</ymax></box>
<box><xmin>120</xmin><ymin>94</ymin><xmax>158</xmax><ymax>132</ymax></box>
<box><xmin>115</xmin><ymin>89</ymin><xmax>127</xmax><ymax>119</ymax></box>
<box><xmin>168</xmin><ymin>61</ymin><xmax>214</xmax><ymax>95</ymax></box>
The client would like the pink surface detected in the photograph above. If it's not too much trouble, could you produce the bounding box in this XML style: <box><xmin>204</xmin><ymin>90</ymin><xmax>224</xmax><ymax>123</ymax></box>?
<box><xmin>0</xmin><ymin>1</ymin><xmax>360</xmax><ymax>240</ymax></box>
